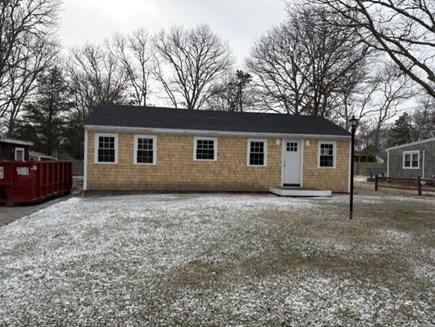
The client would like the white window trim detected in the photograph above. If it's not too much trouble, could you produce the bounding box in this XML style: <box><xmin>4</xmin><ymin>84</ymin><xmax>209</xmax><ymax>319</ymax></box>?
<box><xmin>193</xmin><ymin>136</ymin><xmax>218</xmax><ymax>161</ymax></box>
<box><xmin>402</xmin><ymin>150</ymin><xmax>420</xmax><ymax>169</ymax></box>
<box><xmin>94</xmin><ymin>133</ymin><xmax>118</xmax><ymax>164</ymax></box>
<box><xmin>134</xmin><ymin>135</ymin><xmax>157</xmax><ymax>165</ymax></box>
<box><xmin>15</xmin><ymin>147</ymin><xmax>25</xmax><ymax>161</ymax></box>
<box><xmin>247</xmin><ymin>139</ymin><xmax>268</xmax><ymax>167</ymax></box>
<box><xmin>318</xmin><ymin>141</ymin><xmax>336</xmax><ymax>169</ymax></box>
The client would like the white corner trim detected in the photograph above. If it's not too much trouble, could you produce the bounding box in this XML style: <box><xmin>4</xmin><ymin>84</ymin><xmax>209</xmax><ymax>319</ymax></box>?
<box><xmin>387</xmin><ymin>150</ymin><xmax>390</xmax><ymax>177</ymax></box>
<box><xmin>280</xmin><ymin>139</ymin><xmax>285</xmax><ymax>186</ymax></box>
<box><xmin>300</xmin><ymin>139</ymin><xmax>304</xmax><ymax>188</ymax></box>
<box><xmin>422</xmin><ymin>150</ymin><xmax>425</xmax><ymax>179</ymax></box>
<box><xmin>84</xmin><ymin>130</ymin><xmax>88</xmax><ymax>191</ymax></box>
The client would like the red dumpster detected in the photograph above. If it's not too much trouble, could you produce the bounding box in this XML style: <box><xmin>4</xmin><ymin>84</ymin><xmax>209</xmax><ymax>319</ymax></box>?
<box><xmin>0</xmin><ymin>161</ymin><xmax>72</xmax><ymax>206</ymax></box>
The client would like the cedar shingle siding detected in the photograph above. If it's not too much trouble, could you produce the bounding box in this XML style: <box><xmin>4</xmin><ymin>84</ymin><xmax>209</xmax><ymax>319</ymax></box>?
<box><xmin>84</xmin><ymin>105</ymin><xmax>351</xmax><ymax>193</ymax></box>
<box><xmin>387</xmin><ymin>139</ymin><xmax>435</xmax><ymax>179</ymax></box>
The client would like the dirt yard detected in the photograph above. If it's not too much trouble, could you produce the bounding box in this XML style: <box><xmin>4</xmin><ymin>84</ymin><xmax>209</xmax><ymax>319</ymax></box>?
<box><xmin>0</xmin><ymin>192</ymin><xmax>433</xmax><ymax>326</ymax></box>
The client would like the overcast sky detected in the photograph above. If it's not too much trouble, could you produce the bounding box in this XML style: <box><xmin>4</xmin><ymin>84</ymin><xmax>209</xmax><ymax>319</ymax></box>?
<box><xmin>60</xmin><ymin>0</ymin><xmax>287</xmax><ymax>66</ymax></box>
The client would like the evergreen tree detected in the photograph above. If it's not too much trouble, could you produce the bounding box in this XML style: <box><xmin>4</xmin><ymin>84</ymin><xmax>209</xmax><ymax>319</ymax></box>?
<box><xmin>389</xmin><ymin>113</ymin><xmax>415</xmax><ymax>146</ymax></box>
<box><xmin>62</xmin><ymin>112</ymin><xmax>84</xmax><ymax>160</ymax></box>
<box><xmin>207</xmin><ymin>70</ymin><xmax>254</xmax><ymax>112</ymax></box>
<box><xmin>14</xmin><ymin>66</ymin><xmax>72</xmax><ymax>156</ymax></box>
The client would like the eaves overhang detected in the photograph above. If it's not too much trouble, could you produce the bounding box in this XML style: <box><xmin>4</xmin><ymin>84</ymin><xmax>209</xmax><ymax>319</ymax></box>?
<box><xmin>84</xmin><ymin>124</ymin><xmax>352</xmax><ymax>140</ymax></box>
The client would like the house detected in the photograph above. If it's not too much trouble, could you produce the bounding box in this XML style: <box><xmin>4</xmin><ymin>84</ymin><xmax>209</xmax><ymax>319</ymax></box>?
<box><xmin>386</xmin><ymin>138</ymin><xmax>435</xmax><ymax>180</ymax></box>
<box><xmin>0</xmin><ymin>138</ymin><xmax>33</xmax><ymax>161</ymax></box>
<box><xmin>29</xmin><ymin>151</ymin><xmax>57</xmax><ymax>161</ymax></box>
<box><xmin>83</xmin><ymin>105</ymin><xmax>352</xmax><ymax>195</ymax></box>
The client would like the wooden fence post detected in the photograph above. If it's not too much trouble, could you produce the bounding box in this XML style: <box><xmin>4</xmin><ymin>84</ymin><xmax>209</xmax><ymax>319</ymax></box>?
<box><xmin>417</xmin><ymin>176</ymin><xmax>422</xmax><ymax>196</ymax></box>
<box><xmin>375</xmin><ymin>175</ymin><xmax>378</xmax><ymax>191</ymax></box>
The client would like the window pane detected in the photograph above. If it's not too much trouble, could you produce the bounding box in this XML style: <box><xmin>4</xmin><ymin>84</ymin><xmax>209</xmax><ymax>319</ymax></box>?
<box><xmin>319</xmin><ymin>143</ymin><xmax>334</xmax><ymax>167</ymax></box>
<box><xmin>196</xmin><ymin>139</ymin><xmax>215</xmax><ymax>160</ymax></box>
<box><xmin>404</xmin><ymin>154</ymin><xmax>411</xmax><ymax>167</ymax></box>
<box><xmin>137</xmin><ymin>138</ymin><xmax>154</xmax><ymax>163</ymax></box>
<box><xmin>249</xmin><ymin>141</ymin><xmax>265</xmax><ymax>165</ymax></box>
<box><xmin>412</xmin><ymin>153</ymin><xmax>418</xmax><ymax>167</ymax></box>
<box><xmin>98</xmin><ymin>136</ymin><xmax>115</xmax><ymax>162</ymax></box>
<box><xmin>287</xmin><ymin>142</ymin><xmax>298</xmax><ymax>152</ymax></box>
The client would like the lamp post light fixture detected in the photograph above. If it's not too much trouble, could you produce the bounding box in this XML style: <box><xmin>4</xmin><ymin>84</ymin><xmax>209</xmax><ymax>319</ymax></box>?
<box><xmin>349</xmin><ymin>115</ymin><xmax>359</xmax><ymax>220</ymax></box>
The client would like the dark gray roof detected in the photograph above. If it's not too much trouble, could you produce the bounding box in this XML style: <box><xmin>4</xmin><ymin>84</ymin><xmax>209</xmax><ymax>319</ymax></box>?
<box><xmin>85</xmin><ymin>104</ymin><xmax>350</xmax><ymax>137</ymax></box>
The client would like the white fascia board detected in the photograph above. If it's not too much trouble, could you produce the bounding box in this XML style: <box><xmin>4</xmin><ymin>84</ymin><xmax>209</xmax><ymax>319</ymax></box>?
<box><xmin>1</xmin><ymin>138</ymin><xmax>34</xmax><ymax>146</ymax></box>
<box><xmin>385</xmin><ymin>137</ymin><xmax>435</xmax><ymax>151</ymax></box>
<box><xmin>84</xmin><ymin>125</ymin><xmax>351</xmax><ymax>140</ymax></box>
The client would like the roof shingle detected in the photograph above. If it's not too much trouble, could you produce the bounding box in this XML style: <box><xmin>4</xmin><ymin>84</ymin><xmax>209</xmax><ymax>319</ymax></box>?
<box><xmin>85</xmin><ymin>104</ymin><xmax>350</xmax><ymax>137</ymax></box>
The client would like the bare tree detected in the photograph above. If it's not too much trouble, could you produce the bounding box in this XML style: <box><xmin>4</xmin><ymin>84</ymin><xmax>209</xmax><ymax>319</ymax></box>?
<box><xmin>247</xmin><ymin>4</ymin><xmax>369</xmax><ymax>117</ymax></box>
<box><xmin>65</xmin><ymin>43</ymin><xmax>128</xmax><ymax>122</ymax></box>
<box><xmin>109</xmin><ymin>29</ymin><xmax>153</xmax><ymax>106</ymax></box>
<box><xmin>315</xmin><ymin>0</ymin><xmax>435</xmax><ymax>98</ymax></box>
<box><xmin>63</xmin><ymin>43</ymin><xmax>128</xmax><ymax>159</ymax></box>
<box><xmin>206</xmin><ymin>70</ymin><xmax>256</xmax><ymax>112</ymax></box>
<box><xmin>153</xmin><ymin>24</ymin><xmax>233</xmax><ymax>109</ymax></box>
<box><xmin>352</xmin><ymin>62</ymin><xmax>418</xmax><ymax>154</ymax></box>
<box><xmin>0</xmin><ymin>0</ymin><xmax>60</xmax><ymax>135</ymax></box>
<box><xmin>412</xmin><ymin>95</ymin><xmax>435</xmax><ymax>139</ymax></box>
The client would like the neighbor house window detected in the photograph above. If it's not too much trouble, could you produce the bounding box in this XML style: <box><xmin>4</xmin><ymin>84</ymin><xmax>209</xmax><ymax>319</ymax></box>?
<box><xmin>134</xmin><ymin>135</ymin><xmax>156</xmax><ymax>164</ymax></box>
<box><xmin>14</xmin><ymin>147</ymin><xmax>25</xmax><ymax>161</ymax></box>
<box><xmin>247</xmin><ymin>139</ymin><xmax>267</xmax><ymax>166</ymax></box>
<box><xmin>95</xmin><ymin>133</ymin><xmax>118</xmax><ymax>164</ymax></box>
<box><xmin>194</xmin><ymin>137</ymin><xmax>217</xmax><ymax>161</ymax></box>
<box><xmin>403</xmin><ymin>151</ymin><xmax>419</xmax><ymax>169</ymax></box>
<box><xmin>318</xmin><ymin>141</ymin><xmax>336</xmax><ymax>168</ymax></box>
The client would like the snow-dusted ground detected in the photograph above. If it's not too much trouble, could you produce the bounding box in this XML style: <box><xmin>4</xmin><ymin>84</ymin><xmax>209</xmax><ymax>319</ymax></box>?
<box><xmin>0</xmin><ymin>193</ymin><xmax>434</xmax><ymax>326</ymax></box>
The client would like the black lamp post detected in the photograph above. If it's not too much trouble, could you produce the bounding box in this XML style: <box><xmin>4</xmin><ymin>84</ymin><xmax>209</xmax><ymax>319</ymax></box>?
<box><xmin>349</xmin><ymin>115</ymin><xmax>358</xmax><ymax>220</ymax></box>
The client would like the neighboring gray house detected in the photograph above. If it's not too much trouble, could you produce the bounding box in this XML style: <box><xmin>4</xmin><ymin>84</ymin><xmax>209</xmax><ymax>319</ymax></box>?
<box><xmin>386</xmin><ymin>138</ymin><xmax>435</xmax><ymax>180</ymax></box>
<box><xmin>0</xmin><ymin>138</ymin><xmax>33</xmax><ymax>161</ymax></box>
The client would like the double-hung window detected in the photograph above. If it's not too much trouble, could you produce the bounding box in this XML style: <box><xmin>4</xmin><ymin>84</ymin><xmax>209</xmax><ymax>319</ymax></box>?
<box><xmin>134</xmin><ymin>135</ymin><xmax>156</xmax><ymax>165</ymax></box>
<box><xmin>403</xmin><ymin>151</ymin><xmax>419</xmax><ymax>169</ymax></box>
<box><xmin>95</xmin><ymin>133</ymin><xmax>118</xmax><ymax>164</ymax></box>
<box><xmin>318</xmin><ymin>142</ymin><xmax>335</xmax><ymax>168</ymax></box>
<box><xmin>194</xmin><ymin>137</ymin><xmax>217</xmax><ymax>161</ymax></box>
<box><xmin>248</xmin><ymin>139</ymin><xmax>267</xmax><ymax>166</ymax></box>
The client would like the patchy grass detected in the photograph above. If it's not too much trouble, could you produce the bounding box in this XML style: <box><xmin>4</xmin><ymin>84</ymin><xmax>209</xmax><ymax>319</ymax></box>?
<box><xmin>0</xmin><ymin>193</ymin><xmax>434</xmax><ymax>326</ymax></box>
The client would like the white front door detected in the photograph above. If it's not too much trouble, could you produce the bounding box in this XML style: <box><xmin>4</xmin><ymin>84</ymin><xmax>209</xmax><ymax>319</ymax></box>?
<box><xmin>283</xmin><ymin>140</ymin><xmax>301</xmax><ymax>185</ymax></box>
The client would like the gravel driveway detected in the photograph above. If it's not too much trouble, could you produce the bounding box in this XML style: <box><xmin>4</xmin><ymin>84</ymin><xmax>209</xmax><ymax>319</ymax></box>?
<box><xmin>0</xmin><ymin>195</ymin><xmax>72</xmax><ymax>227</ymax></box>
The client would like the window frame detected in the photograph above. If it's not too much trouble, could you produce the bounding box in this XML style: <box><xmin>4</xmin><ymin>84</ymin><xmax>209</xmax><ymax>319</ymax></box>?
<box><xmin>193</xmin><ymin>137</ymin><xmax>218</xmax><ymax>161</ymax></box>
<box><xmin>14</xmin><ymin>147</ymin><xmax>25</xmax><ymax>161</ymax></box>
<box><xmin>317</xmin><ymin>141</ymin><xmax>336</xmax><ymax>169</ymax></box>
<box><xmin>134</xmin><ymin>135</ymin><xmax>157</xmax><ymax>165</ymax></box>
<box><xmin>402</xmin><ymin>150</ymin><xmax>420</xmax><ymax>169</ymax></box>
<box><xmin>94</xmin><ymin>133</ymin><xmax>118</xmax><ymax>164</ymax></box>
<box><xmin>247</xmin><ymin>139</ymin><xmax>268</xmax><ymax>167</ymax></box>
